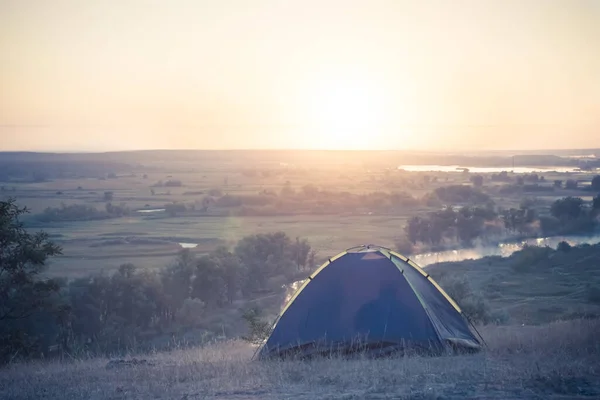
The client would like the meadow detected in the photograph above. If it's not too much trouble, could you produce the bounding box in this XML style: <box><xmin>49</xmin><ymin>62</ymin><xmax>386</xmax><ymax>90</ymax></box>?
<box><xmin>2</xmin><ymin>150</ymin><xmax>598</xmax><ymax>277</ymax></box>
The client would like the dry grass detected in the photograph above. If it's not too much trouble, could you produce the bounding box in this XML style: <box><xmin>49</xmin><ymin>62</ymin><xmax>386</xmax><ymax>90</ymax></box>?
<box><xmin>2</xmin><ymin>319</ymin><xmax>599</xmax><ymax>400</ymax></box>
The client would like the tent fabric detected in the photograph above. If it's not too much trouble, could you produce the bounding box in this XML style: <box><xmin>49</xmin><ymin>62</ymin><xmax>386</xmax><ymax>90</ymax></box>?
<box><xmin>256</xmin><ymin>245</ymin><xmax>481</xmax><ymax>359</ymax></box>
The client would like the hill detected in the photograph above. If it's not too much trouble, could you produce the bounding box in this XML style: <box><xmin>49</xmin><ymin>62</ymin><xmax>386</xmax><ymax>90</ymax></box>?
<box><xmin>2</xmin><ymin>244</ymin><xmax>600</xmax><ymax>399</ymax></box>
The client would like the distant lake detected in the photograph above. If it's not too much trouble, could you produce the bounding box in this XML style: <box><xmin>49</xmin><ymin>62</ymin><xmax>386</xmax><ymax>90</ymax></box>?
<box><xmin>397</xmin><ymin>165</ymin><xmax>587</xmax><ymax>174</ymax></box>
<box><xmin>136</xmin><ymin>208</ymin><xmax>166</xmax><ymax>213</ymax></box>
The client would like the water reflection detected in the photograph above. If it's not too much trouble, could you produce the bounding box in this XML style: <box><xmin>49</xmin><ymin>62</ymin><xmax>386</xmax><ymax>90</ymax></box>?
<box><xmin>414</xmin><ymin>234</ymin><xmax>600</xmax><ymax>266</ymax></box>
<box><xmin>397</xmin><ymin>165</ymin><xmax>589</xmax><ymax>174</ymax></box>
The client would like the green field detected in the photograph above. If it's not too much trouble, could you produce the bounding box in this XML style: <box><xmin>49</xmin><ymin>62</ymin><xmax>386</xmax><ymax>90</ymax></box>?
<box><xmin>2</xmin><ymin>150</ymin><xmax>599</xmax><ymax>277</ymax></box>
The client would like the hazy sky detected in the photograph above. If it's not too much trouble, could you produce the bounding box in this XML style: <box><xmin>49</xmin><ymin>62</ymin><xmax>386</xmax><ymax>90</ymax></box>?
<box><xmin>1</xmin><ymin>0</ymin><xmax>599</xmax><ymax>151</ymax></box>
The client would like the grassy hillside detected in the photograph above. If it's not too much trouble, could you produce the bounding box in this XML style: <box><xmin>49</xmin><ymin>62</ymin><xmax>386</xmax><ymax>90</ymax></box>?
<box><xmin>2</xmin><ymin>244</ymin><xmax>600</xmax><ymax>399</ymax></box>
<box><xmin>428</xmin><ymin>243</ymin><xmax>600</xmax><ymax>325</ymax></box>
<box><xmin>1</xmin><ymin>320</ymin><xmax>599</xmax><ymax>399</ymax></box>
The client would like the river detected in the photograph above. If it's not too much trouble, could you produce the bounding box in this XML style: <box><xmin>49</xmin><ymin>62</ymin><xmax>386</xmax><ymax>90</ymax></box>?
<box><xmin>414</xmin><ymin>233</ymin><xmax>600</xmax><ymax>267</ymax></box>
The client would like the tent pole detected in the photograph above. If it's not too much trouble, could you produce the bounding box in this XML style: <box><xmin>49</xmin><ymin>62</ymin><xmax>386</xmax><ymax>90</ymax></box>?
<box><xmin>466</xmin><ymin>317</ymin><xmax>488</xmax><ymax>348</ymax></box>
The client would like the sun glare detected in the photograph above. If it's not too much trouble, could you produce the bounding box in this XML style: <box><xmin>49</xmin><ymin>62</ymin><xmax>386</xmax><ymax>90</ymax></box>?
<box><xmin>306</xmin><ymin>76</ymin><xmax>389</xmax><ymax>149</ymax></box>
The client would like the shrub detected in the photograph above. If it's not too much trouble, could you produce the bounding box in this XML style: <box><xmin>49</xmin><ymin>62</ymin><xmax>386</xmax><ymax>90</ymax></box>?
<box><xmin>550</xmin><ymin>197</ymin><xmax>584</xmax><ymax>220</ymax></box>
<box><xmin>164</xmin><ymin>179</ymin><xmax>183</xmax><ymax>187</ymax></box>
<box><xmin>491</xmin><ymin>171</ymin><xmax>511</xmax><ymax>182</ymax></box>
<box><xmin>241</xmin><ymin>307</ymin><xmax>272</xmax><ymax>345</ymax></box>
<box><xmin>176</xmin><ymin>298</ymin><xmax>206</xmax><ymax>325</ymax></box>
<box><xmin>37</xmin><ymin>204</ymin><xmax>111</xmax><ymax>222</ymax></box>
<box><xmin>105</xmin><ymin>202</ymin><xmax>130</xmax><ymax>217</ymax></box>
<box><xmin>565</xmin><ymin>179</ymin><xmax>578</xmax><ymax>189</ymax></box>
<box><xmin>434</xmin><ymin>185</ymin><xmax>492</xmax><ymax>205</ymax></box>
<box><xmin>164</xmin><ymin>202</ymin><xmax>188</xmax><ymax>216</ymax></box>
<box><xmin>511</xmin><ymin>245</ymin><xmax>553</xmax><ymax>272</ymax></box>
<box><xmin>470</xmin><ymin>175</ymin><xmax>484</xmax><ymax>187</ymax></box>
<box><xmin>557</xmin><ymin>241</ymin><xmax>572</xmax><ymax>252</ymax></box>
<box><xmin>215</xmin><ymin>195</ymin><xmax>243</xmax><ymax>208</ymax></box>
<box><xmin>432</xmin><ymin>276</ymin><xmax>494</xmax><ymax>324</ymax></box>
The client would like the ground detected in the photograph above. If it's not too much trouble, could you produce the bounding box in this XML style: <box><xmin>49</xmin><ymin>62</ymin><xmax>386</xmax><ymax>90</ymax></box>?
<box><xmin>1</xmin><ymin>151</ymin><xmax>600</xmax><ymax>398</ymax></box>
<box><xmin>1</xmin><ymin>320</ymin><xmax>599</xmax><ymax>399</ymax></box>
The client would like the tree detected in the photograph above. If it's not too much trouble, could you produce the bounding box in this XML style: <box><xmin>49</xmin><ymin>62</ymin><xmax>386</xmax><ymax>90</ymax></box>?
<box><xmin>208</xmin><ymin>247</ymin><xmax>243</xmax><ymax>304</ymax></box>
<box><xmin>103</xmin><ymin>191</ymin><xmax>114</xmax><ymax>201</ymax></box>
<box><xmin>161</xmin><ymin>250</ymin><xmax>195</xmax><ymax>320</ymax></box>
<box><xmin>557</xmin><ymin>241</ymin><xmax>572</xmax><ymax>252</ymax></box>
<box><xmin>234</xmin><ymin>232</ymin><xmax>296</xmax><ymax>293</ymax></box>
<box><xmin>553</xmin><ymin>180</ymin><xmax>563</xmax><ymax>188</ymax></box>
<box><xmin>191</xmin><ymin>256</ymin><xmax>227</xmax><ymax>308</ymax></box>
<box><xmin>470</xmin><ymin>175</ymin><xmax>484</xmax><ymax>187</ymax></box>
<box><xmin>591</xmin><ymin>175</ymin><xmax>600</xmax><ymax>191</ymax></box>
<box><xmin>550</xmin><ymin>197</ymin><xmax>584</xmax><ymax>220</ymax></box>
<box><xmin>290</xmin><ymin>237</ymin><xmax>311</xmax><ymax>270</ymax></box>
<box><xmin>405</xmin><ymin>216</ymin><xmax>426</xmax><ymax>244</ymax></box>
<box><xmin>0</xmin><ymin>199</ymin><xmax>62</xmax><ymax>361</ymax></box>
<box><xmin>565</xmin><ymin>179</ymin><xmax>578</xmax><ymax>190</ymax></box>
<box><xmin>500</xmin><ymin>207</ymin><xmax>534</xmax><ymax>234</ymax></box>
<box><xmin>593</xmin><ymin>195</ymin><xmax>600</xmax><ymax>211</ymax></box>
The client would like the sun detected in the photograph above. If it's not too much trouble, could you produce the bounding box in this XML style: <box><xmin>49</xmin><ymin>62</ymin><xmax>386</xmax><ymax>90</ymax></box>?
<box><xmin>306</xmin><ymin>76</ymin><xmax>389</xmax><ymax>149</ymax></box>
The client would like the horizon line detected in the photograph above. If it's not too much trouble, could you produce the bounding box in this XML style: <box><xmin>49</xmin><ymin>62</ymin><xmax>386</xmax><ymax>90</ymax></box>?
<box><xmin>1</xmin><ymin>147</ymin><xmax>599</xmax><ymax>155</ymax></box>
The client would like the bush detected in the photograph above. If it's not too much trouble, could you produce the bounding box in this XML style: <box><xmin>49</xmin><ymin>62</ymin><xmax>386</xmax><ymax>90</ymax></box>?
<box><xmin>164</xmin><ymin>179</ymin><xmax>183</xmax><ymax>187</ymax></box>
<box><xmin>241</xmin><ymin>307</ymin><xmax>272</xmax><ymax>345</ymax></box>
<box><xmin>164</xmin><ymin>202</ymin><xmax>188</xmax><ymax>216</ymax></box>
<box><xmin>37</xmin><ymin>204</ymin><xmax>110</xmax><ymax>222</ymax></box>
<box><xmin>470</xmin><ymin>175</ymin><xmax>484</xmax><ymax>187</ymax></box>
<box><xmin>491</xmin><ymin>171</ymin><xmax>511</xmax><ymax>182</ymax></box>
<box><xmin>432</xmin><ymin>277</ymin><xmax>494</xmax><ymax>324</ymax></box>
<box><xmin>105</xmin><ymin>202</ymin><xmax>130</xmax><ymax>217</ymax></box>
<box><xmin>565</xmin><ymin>179</ymin><xmax>578</xmax><ymax>189</ymax></box>
<box><xmin>434</xmin><ymin>185</ymin><xmax>492</xmax><ymax>205</ymax></box>
<box><xmin>176</xmin><ymin>298</ymin><xmax>206</xmax><ymax>325</ymax></box>
<box><xmin>557</xmin><ymin>241</ymin><xmax>572</xmax><ymax>252</ymax></box>
<box><xmin>550</xmin><ymin>197</ymin><xmax>584</xmax><ymax>220</ymax></box>
<box><xmin>511</xmin><ymin>245</ymin><xmax>553</xmax><ymax>272</ymax></box>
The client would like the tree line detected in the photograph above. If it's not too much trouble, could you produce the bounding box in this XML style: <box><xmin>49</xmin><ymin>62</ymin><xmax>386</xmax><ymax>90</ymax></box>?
<box><xmin>401</xmin><ymin>194</ymin><xmax>600</xmax><ymax>252</ymax></box>
<box><xmin>0</xmin><ymin>198</ymin><xmax>315</xmax><ymax>363</ymax></box>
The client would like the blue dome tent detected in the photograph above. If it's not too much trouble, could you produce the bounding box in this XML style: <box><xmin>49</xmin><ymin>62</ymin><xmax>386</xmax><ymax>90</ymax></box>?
<box><xmin>256</xmin><ymin>245</ymin><xmax>482</xmax><ymax>359</ymax></box>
